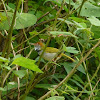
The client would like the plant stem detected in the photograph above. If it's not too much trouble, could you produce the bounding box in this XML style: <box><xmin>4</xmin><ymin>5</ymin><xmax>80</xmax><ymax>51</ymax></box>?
<box><xmin>2</xmin><ymin>0</ymin><xmax>21</xmax><ymax>58</ymax></box>
<box><xmin>78</xmin><ymin>0</ymin><xmax>87</xmax><ymax>17</ymax></box>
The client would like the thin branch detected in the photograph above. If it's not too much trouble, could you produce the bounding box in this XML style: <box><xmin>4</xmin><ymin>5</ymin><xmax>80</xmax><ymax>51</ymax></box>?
<box><xmin>1</xmin><ymin>0</ymin><xmax>10</xmax><ymax>26</ymax></box>
<box><xmin>76</xmin><ymin>40</ymin><xmax>94</xmax><ymax>97</ymax></box>
<box><xmin>78</xmin><ymin>0</ymin><xmax>87</xmax><ymax>17</ymax></box>
<box><xmin>4</xmin><ymin>30</ymin><xmax>20</xmax><ymax>100</ymax></box>
<box><xmin>37</xmin><ymin>5</ymin><xmax>57</xmax><ymax>22</ymax></box>
<box><xmin>89</xmin><ymin>78</ymin><xmax>100</xmax><ymax>100</ymax></box>
<box><xmin>2</xmin><ymin>0</ymin><xmax>21</xmax><ymax>57</ymax></box>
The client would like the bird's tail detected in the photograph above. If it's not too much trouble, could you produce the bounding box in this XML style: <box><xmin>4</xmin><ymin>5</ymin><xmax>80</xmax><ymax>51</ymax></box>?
<box><xmin>61</xmin><ymin>53</ymin><xmax>75</xmax><ymax>62</ymax></box>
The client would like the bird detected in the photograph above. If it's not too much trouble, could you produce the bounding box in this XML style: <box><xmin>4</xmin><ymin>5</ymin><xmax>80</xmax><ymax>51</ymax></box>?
<box><xmin>32</xmin><ymin>42</ymin><xmax>75</xmax><ymax>62</ymax></box>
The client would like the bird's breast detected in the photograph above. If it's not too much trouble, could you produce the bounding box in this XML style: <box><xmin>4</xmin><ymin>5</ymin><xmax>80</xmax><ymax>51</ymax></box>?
<box><xmin>38</xmin><ymin>50</ymin><xmax>57</xmax><ymax>61</ymax></box>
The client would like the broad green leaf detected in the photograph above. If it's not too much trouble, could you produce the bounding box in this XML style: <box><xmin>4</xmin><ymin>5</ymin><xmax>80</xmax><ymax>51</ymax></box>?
<box><xmin>44</xmin><ymin>0</ymin><xmax>62</xmax><ymax>5</ymax></box>
<box><xmin>8</xmin><ymin>3</ymin><xmax>16</xmax><ymax>9</ymax></box>
<box><xmin>12</xmin><ymin>57</ymin><xmax>43</xmax><ymax>73</ymax></box>
<box><xmin>80</xmin><ymin>23</ymin><xmax>87</xmax><ymax>28</ymax></box>
<box><xmin>61</xmin><ymin>62</ymin><xmax>86</xmax><ymax>74</ymax></box>
<box><xmin>51</xmin><ymin>89</ymin><xmax>59</xmax><ymax>97</ymax></box>
<box><xmin>0</xmin><ymin>87</ymin><xmax>6</xmax><ymax>91</ymax></box>
<box><xmin>94</xmin><ymin>47</ymin><xmax>100</xmax><ymax>60</ymax></box>
<box><xmin>69</xmin><ymin>17</ymin><xmax>87</xmax><ymax>23</ymax></box>
<box><xmin>49</xmin><ymin>31</ymin><xmax>77</xmax><ymax>38</ymax></box>
<box><xmin>63</xmin><ymin>44</ymin><xmax>79</xmax><ymax>54</ymax></box>
<box><xmin>73</xmin><ymin>21</ymin><xmax>84</xmax><ymax>28</ymax></box>
<box><xmin>75</xmin><ymin>2</ymin><xmax>100</xmax><ymax>17</ymax></box>
<box><xmin>74</xmin><ymin>28</ymin><xmax>94</xmax><ymax>40</ymax></box>
<box><xmin>91</xmin><ymin>25</ymin><xmax>100</xmax><ymax>38</ymax></box>
<box><xmin>14</xmin><ymin>13</ymin><xmax>37</xmax><ymax>29</ymax></box>
<box><xmin>0</xmin><ymin>12</ymin><xmax>37</xmax><ymax>30</ymax></box>
<box><xmin>29</xmin><ymin>31</ymin><xmax>39</xmax><ymax>35</ymax></box>
<box><xmin>60</xmin><ymin>62</ymin><xmax>72</xmax><ymax>74</ymax></box>
<box><xmin>52</xmin><ymin>73</ymin><xmax>66</xmax><ymax>82</ymax></box>
<box><xmin>1</xmin><ymin>64</ymin><xmax>11</xmax><ymax>70</ymax></box>
<box><xmin>13</xmin><ymin>70</ymin><xmax>27</xmax><ymax>78</ymax></box>
<box><xmin>0</xmin><ymin>13</ymin><xmax>7</xmax><ymax>23</ymax></box>
<box><xmin>25</xmin><ymin>96</ymin><xmax>35</xmax><ymax>100</ymax></box>
<box><xmin>35</xmin><ymin>84</ymin><xmax>56</xmax><ymax>89</ymax></box>
<box><xmin>66</xmin><ymin>47</ymin><xmax>79</xmax><ymax>54</ymax></box>
<box><xmin>13</xmin><ymin>54</ymin><xmax>22</xmax><ymax>60</ymax></box>
<box><xmin>57</xmin><ymin>18</ymin><xmax>74</xmax><ymax>25</ymax></box>
<box><xmin>4</xmin><ymin>82</ymin><xmax>18</xmax><ymax>91</ymax></box>
<box><xmin>46</xmin><ymin>96</ymin><xmax>65</xmax><ymax>100</ymax></box>
<box><xmin>44</xmin><ymin>0</ymin><xmax>75</xmax><ymax>5</ymax></box>
<box><xmin>87</xmin><ymin>16</ymin><xmax>100</xmax><ymax>26</ymax></box>
<box><xmin>0</xmin><ymin>57</ymin><xmax>9</xmax><ymax>63</ymax></box>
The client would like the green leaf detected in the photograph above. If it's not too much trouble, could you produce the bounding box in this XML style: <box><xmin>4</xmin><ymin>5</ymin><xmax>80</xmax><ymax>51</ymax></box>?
<box><xmin>87</xmin><ymin>16</ymin><xmax>100</xmax><ymax>26</ymax></box>
<box><xmin>60</xmin><ymin>62</ymin><xmax>72</xmax><ymax>74</ymax></box>
<box><xmin>63</xmin><ymin>44</ymin><xmax>79</xmax><ymax>54</ymax></box>
<box><xmin>12</xmin><ymin>57</ymin><xmax>43</xmax><ymax>73</ymax></box>
<box><xmin>0</xmin><ymin>87</ymin><xmax>6</xmax><ymax>91</ymax></box>
<box><xmin>46</xmin><ymin>96</ymin><xmax>65</xmax><ymax>100</ymax></box>
<box><xmin>44</xmin><ymin>0</ymin><xmax>75</xmax><ymax>6</ymax></box>
<box><xmin>73</xmin><ymin>74</ymin><xmax>84</xmax><ymax>85</ymax></box>
<box><xmin>49</xmin><ymin>31</ymin><xmax>78</xmax><ymax>38</ymax></box>
<box><xmin>73</xmin><ymin>21</ymin><xmax>84</xmax><ymax>28</ymax></box>
<box><xmin>75</xmin><ymin>2</ymin><xmax>100</xmax><ymax>17</ymax></box>
<box><xmin>0</xmin><ymin>56</ymin><xmax>9</xmax><ymax>63</ymax></box>
<box><xmin>13</xmin><ymin>70</ymin><xmax>27</xmax><ymax>78</ymax></box>
<box><xmin>4</xmin><ymin>82</ymin><xmax>18</xmax><ymax>91</ymax></box>
<box><xmin>61</xmin><ymin>62</ymin><xmax>86</xmax><ymax>74</ymax></box>
<box><xmin>0</xmin><ymin>12</ymin><xmax>37</xmax><ymax>30</ymax></box>
<box><xmin>35</xmin><ymin>84</ymin><xmax>56</xmax><ymax>89</ymax></box>
<box><xmin>70</xmin><ymin>79</ymin><xmax>84</xmax><ymax>89</ymax></box>
<box><xmin>15</xmin><ymin>13</ymin><xmax>37</xmax><ymax>29</ymax></box>
<box><xmin>91</xmin><ymin>26</ymin><xmax>100</xmax><ymax>39</ymax></box>
<box><xmin>25</xmin><ymin>96</ymin><xmax>35</xmax><ymax>100</ymax></box>
<box><xmin>13</xmin><ymin>54</ymin><xmax>22</xmax><ymax>60</ymax></box>
<box><xmin>94</xmin><ymin>47</ymin><xmax>100</xmax><ymax>60</ymax></box>
<box><xmin>57</xmin><ymin>18</ymin><xmax>74</xmax><ymax>25</ymax></box>
<box><xmin>1</xmin><ymin>64</ymin><xmax>11</xmax><ymax>70</ymax></box>
<box><xmin>69</xmin><ymin>17</ymin><xmax>87</xmax><ymax>23</ymax></box>
<box><xmin>74</xmin><ymin>28</ymin><xmax>94</xmax><ymax>42</ymax></box>
<box><xmin>80</xmin><ymin>23</ymin><xmax>87</xmax><ymax>28</ymax></box>
<box><xmin>65</xmin><ymin>84</ymin><xmax>76</xmax><ymax>91</ymax></box>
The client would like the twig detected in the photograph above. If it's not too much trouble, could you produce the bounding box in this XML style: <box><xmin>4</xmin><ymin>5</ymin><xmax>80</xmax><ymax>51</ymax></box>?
<box><xmin>2</xmin><ymin>66</ymin><xmax>17</xmax><ymax>87</ymax></box>
<box><xmin>37</xmin><ymin>5</ymin><xmax>57</xmax><ymax>22</ymax></box>
<box><xmin>89</xmin><ymin>78</ymin><xmax>100</xmax><ymax>100</ymax></box>
<box><xmin>4</xmin><ymin>30</ymin><xmax>20</xmax><ymax>100</ymax></box>
<box><xmin>1</xmin><ymin>0</ymin><xmax>10</xmax><ymax>26</ymax></box>
<box><xmin>76</xmin><ymin>40</ymin><xmax>94</xmax><ymax>97</ymax></box>
<box><xmin>78</xmin><ymin>0</ymin><xmax>87</xmax><ymax>17</ymax></box>
<box><xmin>2</xmin><ymin>0</ymin><xmax>21</xmax><ymax>57</ymax></box>
<box><xmin>16</xmin><ymin>46</ymin><xmax>29</xmax><ymax>54</ymax></box>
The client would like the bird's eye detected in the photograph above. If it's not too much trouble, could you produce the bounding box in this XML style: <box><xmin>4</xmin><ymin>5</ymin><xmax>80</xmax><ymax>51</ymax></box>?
<box><xmin>34</xmin><ymin>46</ymin><xmax>41</xmax><ymax>52</ymax></box>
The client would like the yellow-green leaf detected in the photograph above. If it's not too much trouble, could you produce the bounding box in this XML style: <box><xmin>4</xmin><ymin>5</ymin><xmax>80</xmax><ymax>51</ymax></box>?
<box><xmin>12</xmin><ymin>57</ymin><xmax>43</xmax><ymax>73</ymax></box>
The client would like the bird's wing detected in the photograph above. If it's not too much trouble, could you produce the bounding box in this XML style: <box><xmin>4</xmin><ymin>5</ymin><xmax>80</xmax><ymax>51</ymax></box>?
<box><xmin>45</xmin><ymin>47</ymin><xmax>59</xmax><ymax>53</ymax></box>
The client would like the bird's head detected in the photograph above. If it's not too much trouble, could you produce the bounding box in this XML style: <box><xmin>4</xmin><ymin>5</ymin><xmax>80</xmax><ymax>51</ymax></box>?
<box><xmin>33</xmin><ymin>42</ymin><xmax>45</xmax><ymax>52</ymax></box>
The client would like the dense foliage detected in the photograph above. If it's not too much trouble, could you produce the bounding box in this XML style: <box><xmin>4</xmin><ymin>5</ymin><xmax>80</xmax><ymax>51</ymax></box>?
<box><xmin>0</xmin><ymin>0</ymin><xmax>100</xmax><ymax>100</ymax></box>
